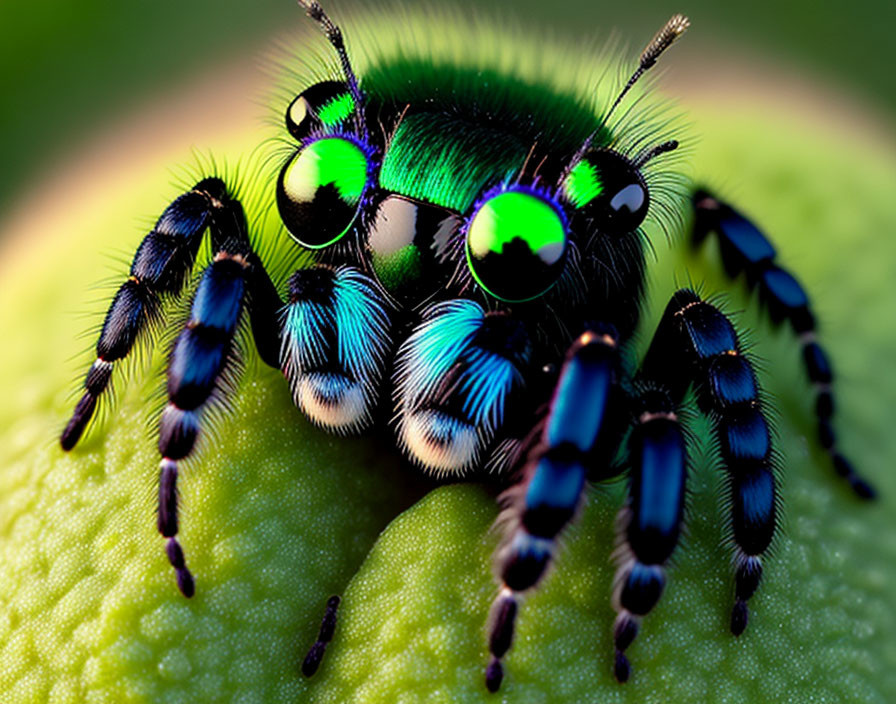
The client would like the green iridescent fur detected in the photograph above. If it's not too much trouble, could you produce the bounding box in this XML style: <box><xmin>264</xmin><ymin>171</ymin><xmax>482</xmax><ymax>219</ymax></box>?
<box><xmin>368</xmin><ymin>60</ymin><xmax>613</xmax><ymax>212</ymax></box>
<box><xmin>379</xmin><ymin>113</ymin><xmax>526</xmax><ymax>212</ymax></box>
<box><xmin>363</xmin><ymin>60</ymin><xmax>607</xmax><ymax>154</ymax></box>
<box><xmin>318</xmin><ymin>92</ymin><xmax>355</xmax><ymax>127</ymax></box>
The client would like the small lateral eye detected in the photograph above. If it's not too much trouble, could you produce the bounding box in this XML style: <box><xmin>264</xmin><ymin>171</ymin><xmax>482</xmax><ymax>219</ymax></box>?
<box><xmin>465</xmin><ymin>189</ymin><xmax>568</xmax><ymax>302</ymax></box>
<box><xmin>277</xmin><ymin>137</ymin><xmax>371</xmax><ymax>249</ymax></box>
<box><xmin>286</xmin><ymin>81</ymin><xmax>356</xmax><ymax>139</ymax></box>
<box><xmin>560</xmin><ymin>150</ymin><xmax>649</xmax><ymax>234</ymax></box>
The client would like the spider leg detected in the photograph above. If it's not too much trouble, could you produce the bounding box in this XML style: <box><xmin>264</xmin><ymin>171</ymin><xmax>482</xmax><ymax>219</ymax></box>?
<box><xmin>60</xmin><ymin>178</ymin><xmax>281</xmax><ymax>449</ymax></box>
<box><xmin>636</xmin><ymin>289</ymin><xmax>778</xmax><ymax>644</ymax></box>
<box><xmin>61</xmin><ymin>178</ymin><xmax>223</xmax><ymax>449</ymax></box>
<box><xmin>693</xmin><ymin>190</ymin><xmax>874</xmax><ymax>499</ymax></box>
<box><xmin>610</xmin><ymin>387</ymin><xmax>686</xmax><ymax>683</ymax></box>
<box><xmin>485</xmin><ymin>328</ymin><xmax>620</xmax><ymax>692</ymax></box>
<box><xmin>301</xmin><ymin>595</ymin><xmax>340</xmax><ymax>676</ymax></box>
<box><xmin>156</xmin><ymin>187</ymin><xmax>280</xmax><ymax>597</ymax></box>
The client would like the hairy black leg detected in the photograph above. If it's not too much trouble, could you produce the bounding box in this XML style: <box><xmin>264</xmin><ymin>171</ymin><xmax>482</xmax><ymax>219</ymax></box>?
<box><xmin>610</xmin><ymin>389</ymin><xmax>686</xmax><ymax>683</ymax></box>
<box><xmin>485</xmin><ymin>329</ymin><xmax>619</xmax><ymax>693</ymax></box>
<box><xmin>641</xmin><ymin>289</ymin><xmax>778</xmax><ymax>639</ymax></box>
<box><xmin>693</xmin><ymin>190</ymin><xmax>874</xmax><ymax>499</ymax></box>
<box><xmin>61</xmin><ymin>178</ymin><xmax>228</xmax><ymax>450</ymax></box>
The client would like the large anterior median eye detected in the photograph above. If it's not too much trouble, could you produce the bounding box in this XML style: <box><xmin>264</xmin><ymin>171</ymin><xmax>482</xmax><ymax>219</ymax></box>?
<box><xmin>465</xmin><ymin>189</ymin><xmax>568</xmax><ymax>302</ymax></box>
<box><xmin>277</xmin><ymin>137</ymin><xmax>371</xmax><ymax>249</ymax></box>
<box><xmin>561</xmin><ymin>150</ymin><xmax>649</xmax><ymax>234</ymax></box>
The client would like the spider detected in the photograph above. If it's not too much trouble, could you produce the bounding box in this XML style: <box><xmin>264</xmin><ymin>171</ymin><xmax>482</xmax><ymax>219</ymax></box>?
<box><xmin>59</xmin><ymin>0</ymin><xmax>875</xmax><ymax>692</ymax></box>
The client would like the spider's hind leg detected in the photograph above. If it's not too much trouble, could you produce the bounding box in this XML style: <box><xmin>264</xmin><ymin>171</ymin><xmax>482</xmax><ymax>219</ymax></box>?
<box><xmin>693</xmin><ymin>190</ymin><xmax>874</xmax><ymax>499</ymax></box>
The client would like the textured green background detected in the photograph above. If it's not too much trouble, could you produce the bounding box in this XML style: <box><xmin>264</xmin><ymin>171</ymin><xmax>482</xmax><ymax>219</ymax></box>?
<box><xmin>2</xmin><ymin>6</ymin><xmax>896</xmax><ymax>704</ymax></box>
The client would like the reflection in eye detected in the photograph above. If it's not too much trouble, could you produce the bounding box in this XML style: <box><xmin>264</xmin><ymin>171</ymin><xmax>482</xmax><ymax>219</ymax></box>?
<box><xmin>277</xmin><ymin>137</ymin><xmax>370</xmax><ymax>249</ymax></box>
<box><xmin>610</xmin><ymin>184</ymin><xmax>646</xmax><ymax>214</ymax></box>
<box><xmin>465</xmin><ymin>189</ymin><xmax>567</xmax><ymax>302</ymax></box>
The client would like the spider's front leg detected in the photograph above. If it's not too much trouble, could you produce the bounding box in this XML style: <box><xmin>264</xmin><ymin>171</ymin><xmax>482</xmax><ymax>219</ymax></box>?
<box><xmin>64</xmin><ymin>177</ymin><xmax>282</xmax><ymax>596</ymax></box>
<box><xmin>693</xmin><ymin>190</ymin><xmax>874</xmax><ymax>498</ymax></box>
<box><xmin>485</xmin><ymin>328</ymin><xmax>623</xmax><ymax>692</ymax></box>
<box><xmin>156</xmin><ymin>190</ymin><xmax>281</xmax><ymax>596</ymax></box>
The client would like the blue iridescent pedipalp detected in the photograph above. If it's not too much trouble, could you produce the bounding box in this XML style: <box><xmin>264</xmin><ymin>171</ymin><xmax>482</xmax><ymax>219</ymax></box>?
<box><xmin>281</xmin><ymin>265</ymin><xmax>391</xmax><ymax>432</ymax></box>
<box><xmin>394</xmin><ymin>299</ymin><xmax>530</xmax><ymax>474</ymax></box>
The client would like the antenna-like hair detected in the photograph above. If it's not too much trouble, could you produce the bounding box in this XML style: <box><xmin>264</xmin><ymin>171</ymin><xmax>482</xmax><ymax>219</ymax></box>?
<box><xmin>633</xmin><ymin>139</ymin><xmax>679</xmax><ymax>168</ymax></box>
<box><xmin>297</xmin><ymin>1</ymin><xmax>367</xmax><ymax>136</ymax></box>
<box><xmin>575</xmin><ymin>14</ymin><xmax>689</xmax><ymax>160</ymax></box>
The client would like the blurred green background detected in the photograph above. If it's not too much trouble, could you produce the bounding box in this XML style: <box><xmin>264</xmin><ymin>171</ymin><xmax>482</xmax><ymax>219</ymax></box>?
<box><xmin>1</xmin><ymin>0</ymin><xmax>893</xmax><ymax>217</ymax></box>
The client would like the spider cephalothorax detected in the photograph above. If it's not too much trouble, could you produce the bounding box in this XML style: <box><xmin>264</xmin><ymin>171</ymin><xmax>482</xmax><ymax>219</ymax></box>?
<box><xmin>60</xmin><ymin>1</ymin><xmax>874</xmax><ymax>693</ymax></box>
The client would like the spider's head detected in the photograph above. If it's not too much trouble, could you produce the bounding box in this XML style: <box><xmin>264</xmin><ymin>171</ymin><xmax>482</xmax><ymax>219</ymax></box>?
<box><xmin>276</xmin><ymin>7</ymin><xmax>686</xmax><ymax>312</ymax></box>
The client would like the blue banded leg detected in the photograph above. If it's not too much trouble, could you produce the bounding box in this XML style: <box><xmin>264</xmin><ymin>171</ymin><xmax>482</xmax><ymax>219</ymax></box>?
<box><xmin>693</xmin><ymin>190</ymin><xmax>874</xmax><ymax>499</ymax></box>
<box><xmin>158</xmin><ymin>251</ymin><xmax>253</xmax><ymax>597</ymax></box>
<box><xmin>485</xmin><ymin>329</ymin><xmax>618</xmax><ymax>693</ymax></box>
<box><xmin>611</xmin><ymin>390</ymin><xmax>686</xmax><ymax>682</ymax></box>
<box><xmin>155</xmin><ymin>191</ymin><xmax>281</xmax><ymax>597</ymax></box>
<box><xmin>61</xmin><ymin>178</ymin><xmax>229</xmax><ymax>450</ymax></box>
<box><xmin>641</xmin><ymin>289</ymin><xmax>778</xmax><ymax>638</ymax></box>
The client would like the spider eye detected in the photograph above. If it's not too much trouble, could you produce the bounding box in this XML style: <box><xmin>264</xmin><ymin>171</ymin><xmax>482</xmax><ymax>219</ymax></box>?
<box><xmin>277</xmin><ymin>137</ymin><xmax>371</xmax><ymax>249</ymax></box>
<box><xmin>285</xmin><ymin>81</ymin><xmax>355</xmax><ymax>139</ymax></box>
<box><xmin>561</xmin><ymin>151</ymin><xmax>649</xmax><ymax>234</ymax></box>
<box><xmin>465</xmin><ymin>189</ymin><xmax>568</xmax><ymax>302</ymax></box>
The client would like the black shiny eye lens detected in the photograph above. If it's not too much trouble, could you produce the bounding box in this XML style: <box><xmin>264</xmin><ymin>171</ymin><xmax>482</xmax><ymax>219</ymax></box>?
<box><xmin>560</xmin><ymin>150</ymin><xmax>649</xmax><ymax>234</ymax></box>
<box><xmin>285</xmin><ymin>81</ymin><xmax>355</xmax><ymax>140</ymax></box>
<box><xmin>367</xmin><ymin>195</ymin><xmax>462</xmax><ymax>304</ymax></box>
<box><xmin>465</xmin><ymin>189</ymin><xmax>568</xmax><ymax>302</ymax></box>
<box><xmin>276</xmin><ymin>137</ymin><xmax>370</xmax><ymax>249</ymax></box>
